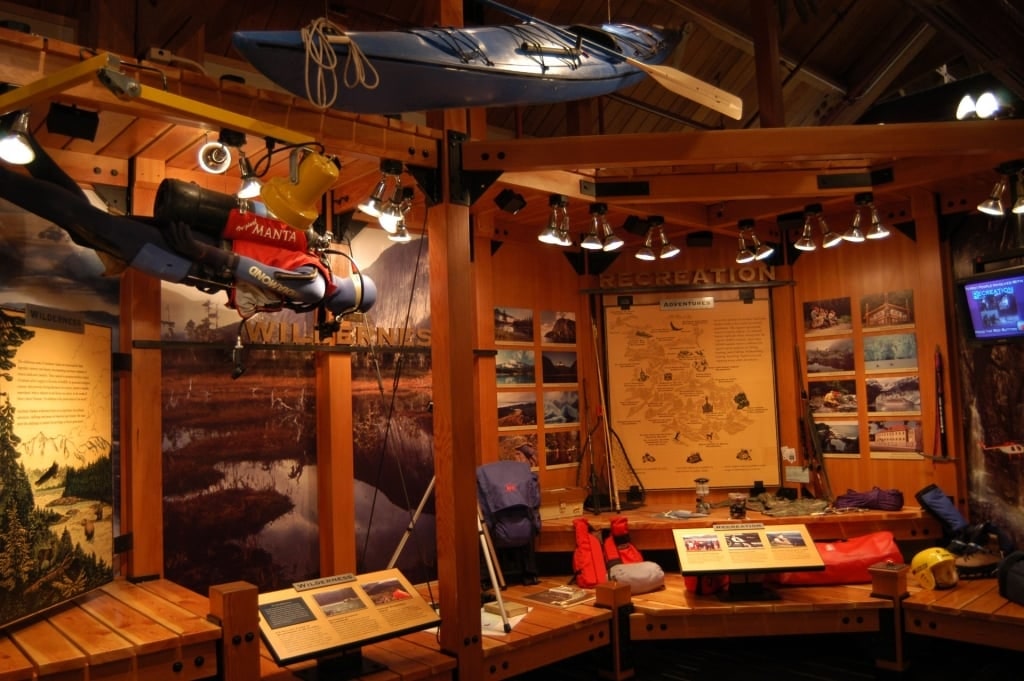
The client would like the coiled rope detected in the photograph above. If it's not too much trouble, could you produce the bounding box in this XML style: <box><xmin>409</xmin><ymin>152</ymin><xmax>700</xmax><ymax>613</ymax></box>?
<box><xmin>301</xmin><ymin>17</ymin><xmax>380</xmax><ymax>110</ymax></box>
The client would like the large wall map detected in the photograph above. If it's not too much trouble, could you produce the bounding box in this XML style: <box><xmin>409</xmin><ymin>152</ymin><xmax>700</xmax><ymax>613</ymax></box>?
<box><xmin>604</xmin><ymin>293</ymin><xmax>780</xmax><ymax>490</ymax></box>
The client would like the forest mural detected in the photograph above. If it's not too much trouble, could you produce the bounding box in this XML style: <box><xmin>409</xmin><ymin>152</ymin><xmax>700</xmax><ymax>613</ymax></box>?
<box><xmin>0</xmin><ymin>309</ymin><xmax>114</xmax><ymax>628</ymax></box>
<box><xmin>1</xmin><ymin>195</ymin><xmax>117</xmax><ymax>627</ymax></box>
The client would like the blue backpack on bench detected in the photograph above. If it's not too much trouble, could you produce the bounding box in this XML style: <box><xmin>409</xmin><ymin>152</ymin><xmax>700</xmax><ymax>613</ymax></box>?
<box><xmin>477</xmin><ymin>460</ymin><xmax>541</xmax><ymax>584</ymax></box>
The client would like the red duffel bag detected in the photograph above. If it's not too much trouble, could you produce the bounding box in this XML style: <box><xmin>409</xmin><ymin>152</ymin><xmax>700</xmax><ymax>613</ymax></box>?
<box><xmin>775</xmin><ymin>531</ymin><xmax>903</xmax><ymax>585</ymax></box>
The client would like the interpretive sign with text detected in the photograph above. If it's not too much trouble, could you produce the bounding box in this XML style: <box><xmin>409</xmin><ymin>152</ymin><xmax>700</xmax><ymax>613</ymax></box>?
<box><xmin>673</xmin><ymin>523</ymin><xmax>824</xmax><ymax>575</ymax></box>
<box><xmin>257</xmin><ymin>568</ymin><xmax>440</xmax><ymax>665</ymax></box>
<box><xmin>604</xmin><ymin>293</ymin><xmax>780</xmax><ymax>489</ymax></box>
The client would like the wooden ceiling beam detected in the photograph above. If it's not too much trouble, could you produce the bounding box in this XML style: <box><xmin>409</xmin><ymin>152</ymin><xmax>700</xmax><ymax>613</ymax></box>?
<box><xmin>658</xmin><ymin>0</ymin><xmax>847</xmax><ymax>94</ymax></box>
<box><xmin>0</xmin><ymin>31</ymin><xmax>441</xmax><ymax>167</ymax></box>
<box><xmin>462</xmin><ymin>119</ymin><xmax>1024</xmax><ymax>172</ymax></box>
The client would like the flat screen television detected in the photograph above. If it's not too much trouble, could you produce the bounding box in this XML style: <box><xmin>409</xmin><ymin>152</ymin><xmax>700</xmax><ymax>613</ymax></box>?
<box><xmin>956</xmin><ymin>265</ymin><xmax>1024</xmax><ymax>343</ymax></box>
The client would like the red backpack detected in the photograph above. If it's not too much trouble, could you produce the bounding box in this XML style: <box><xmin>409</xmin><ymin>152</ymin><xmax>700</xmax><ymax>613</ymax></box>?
<box><xmin>603</xmin><ymin>515</ymin><xmax>644</xmax><ymax>565</ymax></box>
<box><xmin>572</xmin><ymin>518</ymin><xmax>608</xmax><ymax>588</ymax></box>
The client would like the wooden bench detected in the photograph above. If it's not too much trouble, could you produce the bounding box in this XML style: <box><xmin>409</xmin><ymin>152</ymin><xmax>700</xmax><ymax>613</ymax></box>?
<box><xmin>902</xmin><ymin>577</ymin><xmax>1024</xmax><ymax>652</ymax></box>
<box><xmin>0</xmin><ymin>578</ymin><xmax>457</xmax><ymax>681</ymax></box>
<box><xmin>1</xmin><ymin>578</ymin><xmax>222</xmax><ymax>681</ymax></box>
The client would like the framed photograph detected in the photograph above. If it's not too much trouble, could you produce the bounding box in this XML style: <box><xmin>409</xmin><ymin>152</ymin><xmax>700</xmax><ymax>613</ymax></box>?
<box><xmin>865</xmin><ymin>374</ymin><xmax>921</xmax><ymax>415</ymax></box>
<box><xmin>494</xmin><ymin>306</ymin><xmax>534</xmax><ymax>343</ymax></box>
<box><xmin>544</xmin><ymin>429</ymin><xmax>581</xmax><ymax>468</ymax></box>
<box><xmin>863</xmin><ymin>332</ymin><xmax>917</xmax><ymax>372</ymax></box>
<box><xmin>805</xmin><ymin>337</ymin><xmax>855</xmax><ymax>375</ymax></box>
<box><xmin>868</xmin><ymin>419</ymin><xmax>924</xmax><ymax>457</ymax></box>
<box><xmin>497</xmin><ymin>390</ymin><xmax>538</xmax><ymax>429</ymax></box>
<box><xmin>816</xmin><ymin>419</ymin><xmax>861</xmax><ymax>456</ymax></box>
<box><xmin>540</xmin><ymin>310</ymin><xmax>577</xmax><ymax>344</ymax></box>
<box><xmin>542</xmin><ymin>390</ymin><xmax>579</xmax><ymax>425</ymax></box>
<box><xmin>803</xmin><ymin>297</ymin><xmax>853</xmax><ymax>335</ymax></box>
<box><xmin>498</xmin><ymin>432</ymin><xmax>539</xmax><ymax>467</ymax></box>
<box><xmin>495</xmin><ymin>349</ymin><xmax>535</xmax><ymax>385</ymax></box>
<box><xmin>541</xmin><ymin>350</ymin><xmax>578</xmax><ymax>385</ymax></box>
<box><xmin>861</xmin><ymin>289</ymin><xmax>915</xmax><ymax>329</ymax></box>
<box><xmin>807</xmin><ymin>379</ymin><xmax>858</xmax><ymax>414</ymax></box>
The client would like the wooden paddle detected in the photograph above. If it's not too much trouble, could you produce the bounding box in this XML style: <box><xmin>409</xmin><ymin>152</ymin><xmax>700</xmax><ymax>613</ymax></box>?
<box><xmin>474</xmin><ymin>0</ymin><xmax>743</xmax><ymax>120</ymax></box>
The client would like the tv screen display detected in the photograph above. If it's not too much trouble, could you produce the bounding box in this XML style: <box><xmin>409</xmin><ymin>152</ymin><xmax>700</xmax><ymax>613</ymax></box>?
<box><xmin>959</xmin><ymin>267</ymin><xmax>1024</xmax><ymax>343</ymax></box>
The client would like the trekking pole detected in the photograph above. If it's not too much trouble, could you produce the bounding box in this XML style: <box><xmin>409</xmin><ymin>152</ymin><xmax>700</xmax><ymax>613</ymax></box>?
<box><xmin>477</xmin><ymin>506</ymin><xmax>511</xmax><ymax>633</ymax></box>
<box><xmin>592</xmin><ymin>319</ymin><xmax>620</xmax><ymax>512</ymax></box>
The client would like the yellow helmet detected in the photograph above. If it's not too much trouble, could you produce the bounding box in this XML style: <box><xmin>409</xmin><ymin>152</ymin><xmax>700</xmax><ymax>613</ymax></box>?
<box><xmin>910</xmin><ymin>547</ymin><xmax>959</xmax><ymax>589</ymax></box>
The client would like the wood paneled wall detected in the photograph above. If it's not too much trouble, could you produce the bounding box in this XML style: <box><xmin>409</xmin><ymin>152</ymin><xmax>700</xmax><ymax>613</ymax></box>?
<box><xmin>475</xmin><ymin>198</ymin><xmax>965</xmax><ymax>510</ymax></box>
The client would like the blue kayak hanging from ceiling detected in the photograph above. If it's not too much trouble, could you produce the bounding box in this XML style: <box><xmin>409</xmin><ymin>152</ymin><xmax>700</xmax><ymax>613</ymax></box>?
<box><xmin>231</xmin><ymin>18</ymin><xmax>681</xmax><ymax>114</ymax></box>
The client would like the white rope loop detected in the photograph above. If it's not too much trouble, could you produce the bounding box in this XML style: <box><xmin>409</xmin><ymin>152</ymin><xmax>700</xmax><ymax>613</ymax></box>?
<box><xmin>301</xmin><ymin>17</ymin><xmax>380</xmax><ymax>110</ymax></box>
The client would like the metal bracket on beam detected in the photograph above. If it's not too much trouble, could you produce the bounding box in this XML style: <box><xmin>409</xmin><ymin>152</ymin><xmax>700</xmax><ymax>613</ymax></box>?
<box><xmin>448</xmin><ymin>130</ymin><xmax>502</xmax><ymax>206</ymax></box>
<box><xmin>579</xmin><ymin>179</ymin><xmax>651</xmax><ymax>198</ymax></box>
<box><xmin>91</xmin><ymin>183</ymin><xmax>129</xmax><ymax>216</ymax></box>
<box><xmin>817</xmin><ymin>167</ymin><xmax>894</xmax><ymax>190</ymax></box>
<box><xmin>96</xmin><ymin>57</ymin><xmax>313</xmax><ymax>146</ymax></box>
<box><xmin>407</xmin><ymin>155</ymin><xmax>443</xmax><ymax>207</ymax></box>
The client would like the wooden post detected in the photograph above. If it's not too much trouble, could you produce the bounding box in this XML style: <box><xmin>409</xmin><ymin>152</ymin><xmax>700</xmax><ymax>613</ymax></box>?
<box><xmin>594</xmin><ymin>581</ymin><xmax>634</xmax><ymax>680</ymax></box>
<box><xmin>209</xmin><ymin>581</ymin><xmax>261</xmax><ymax>681</ymax></box>
<box><xmin>868</xmin><ymin>561</ymin><xmax>910</xmax><ymax>672</ymax></box>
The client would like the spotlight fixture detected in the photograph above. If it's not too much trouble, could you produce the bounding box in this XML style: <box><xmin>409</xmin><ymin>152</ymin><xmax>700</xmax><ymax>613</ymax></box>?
<box><xmin>806</xmin><ymin>203</ymin><xmax>841</xmax><ymax>249</ymax></box>
<box><xmin>635</xmin><ymin>227</ymin><xmax>656</xmax><ymax>261</ymax></box>
<box><xmin>597</xmin><ymin>208</ymin><xmax>624</xmax><ymax>251</ymax></box>
<box><xmin>537</xmin><ymin>194</ymin><xmax>564</xmax><ymax>245</ymax></box>
<box><xmin>260</xmin><ymin>146</ymin><xmax>339</xmax><ymax>230</ymax></box>
<box><xmin>1014</xmin><ymin>172</ymin><xmax>1024</xmax><ymax>215</ymax></box>
<box><xmin>859</xmin><ymin>192</ymin><xmax>890</xmax><ymax>240</ymax></box>
<box><xmin>0</xmin><ymin>110</ymin><xmax>35</xmax><ymax>165</ymax></box>
<box><xmin>956</xmin><ymin>91</ymin><xmax>1003</xmax><ymax>120</ymax></box>
<box><xmin>738</xmin><ymin>218</ymin><xmax>774</xmax><ymax>261</ymax></box>
<box><xmin>735</xmin><ymin>220</ymin><xmax>756</xmax><ymax>264</ymax></box>
<box><xmin>843</xmin><ymin>194</ymin><xmax>867</xmax><ymax>243</ymax></box>
<box><xmin>236</xmin><ymin>152</ymin><xmax>262</xmax><ymax>199</ymax></box>
<box><xmin>537</xmin><ymin>194</ymin><xmax>571</xmax><ymax>247</ymax></box>
<box><xmin>978</xmin><ymin>177</ymin><xmax>1006</xmax><ymax>216</ymax></box>
<box><xmin>358</xmin><ymin>158</ymin><xmax>403</xmax><ymax>218</ymax></box>
<box><xmin>581</xmin><ymin>203</ymin><xmax>606</xmax><ymax>250</ymax></box>
<box><xmin>554</xmin><ymin>196</ymin><xmax>572</xmax><ymax>247</ymax></box>
<box><xmin>494</xmin><ymin>188</ymin><xmax>526</xmax><ymax>215</ymax></box>
<box><xmin>377</xmin><ymin>178</ymin><xmax>406</xmax><ymax>233</ymax></box>
<box><xmin>386</xmin><ymin>187</ymin><xmax>415</xmax><ymax>241</ymax></box>
<box><xmin>793</xmin><ymin>208</ymin><xmax>817</xmax><ymax>252</ymax></box>
<box><xmin>651</xmin><ymin>217</ymin><xmax>679</xmax><ymax>259</ymax></box>
<box><xmin>197</xmin><ymin>129</ymin><xmax>245</xmax><ymax>174</ymax></box>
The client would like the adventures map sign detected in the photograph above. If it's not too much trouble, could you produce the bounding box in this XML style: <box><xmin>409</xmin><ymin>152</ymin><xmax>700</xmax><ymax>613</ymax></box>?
<box><xmin>603</xmin><ymin>293</ymin><xmax>780</xmax><ymax>490</ymax></box>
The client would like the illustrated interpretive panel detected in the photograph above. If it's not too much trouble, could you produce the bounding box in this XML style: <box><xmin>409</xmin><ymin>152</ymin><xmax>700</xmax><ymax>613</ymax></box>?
<box><xmin>258</xmin><ymin>568</ymin><xmax>440</xmax><ymax>665</ymax></box>
<box><xmin>604</xmin><ymin>293</ymin><xmax>780</xmax><ymax>489</ymax></box>
<box><xmin>1</xmin><ymin>305</ymin><xmax>114</xmax><ymax>628</ymax></box>
<box><xmin>673</xmin><ymin>523</ymin><xmax>823</xmax><ymax>575</ymax></box>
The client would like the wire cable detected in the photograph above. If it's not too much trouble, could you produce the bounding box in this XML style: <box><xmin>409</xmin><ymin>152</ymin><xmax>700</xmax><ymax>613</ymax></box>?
<box><xmin>301</xmin><ymin>17</ymin><xmax>380</xmax><ymax>110</ymax></box>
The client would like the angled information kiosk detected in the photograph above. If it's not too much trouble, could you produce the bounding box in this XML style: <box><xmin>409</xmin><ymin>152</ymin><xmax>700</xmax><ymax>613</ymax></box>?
<box><xmin>674</xmin><ymin>523</ymin><xmax>825</xmax><ymax>600</ymax></box>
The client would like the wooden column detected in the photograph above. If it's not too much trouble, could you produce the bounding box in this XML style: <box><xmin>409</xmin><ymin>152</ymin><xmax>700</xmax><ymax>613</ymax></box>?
<box><xmin>910</xmin><ymin>188</ymin><xmax>962</xmax><ymax>496</ymax></box>
<box><xmin>422</xmin><ymin>0</ymin><xmax>483</xmax><ymax>674</ymax></box>
<box><xmin>317</xmin><ymin>350</ymin><xmax>357</xmax><ymax>574</ymax></box>
<box><xmin>428</xmin><ymin>124</ymin><xmax>484</xmax><ymax>678</ymax></box>
<box><xmin>751</xmin><ymin>0</ymin><xmax>786</xmax><ymax>127</ymax></box>
<box><xmin>119</xmin><ymin>158</ymin><xmax>166</xmax><ymax>578</ymax></box>
<box><xmin>119</xmin><ymin>268</ymin><xmax>164</xmax><ymax>578</ymax></box>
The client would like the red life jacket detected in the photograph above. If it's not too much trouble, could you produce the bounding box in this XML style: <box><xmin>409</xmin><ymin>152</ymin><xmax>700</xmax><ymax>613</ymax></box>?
<box><xmin>572</xmin><ymin>518</ymin><xmax>608</xmax><ymax>588</ymax></box>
